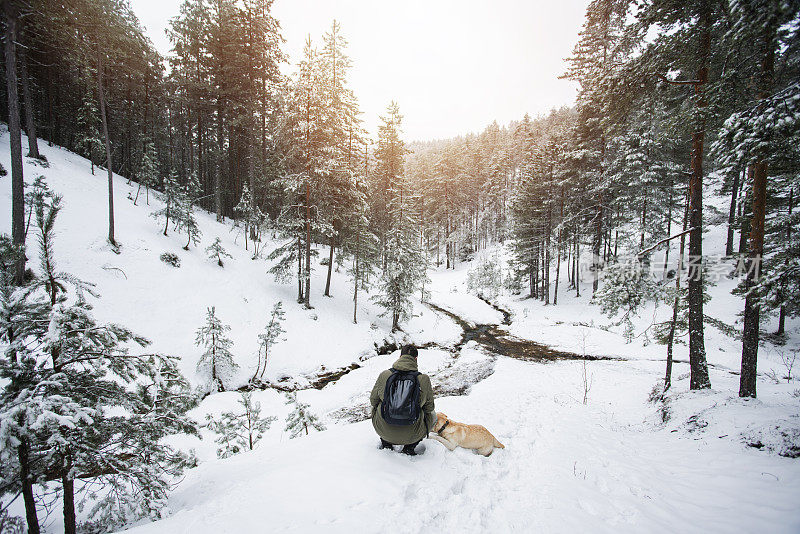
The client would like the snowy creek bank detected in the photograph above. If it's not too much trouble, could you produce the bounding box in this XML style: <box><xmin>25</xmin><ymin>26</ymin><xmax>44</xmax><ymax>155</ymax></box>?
<box><xmin>251</xmin><ymin>297</ymin><xmax>626</xmax><ymax>423</ymax></box>
<box><xmin>309</xmin><ymin>298</ymin><xmax>633</xmax><ymax>424</ymax></box>
<box><xmin>426</xmin><ymin>300</ymin><xmax>624</xmax><ymax>363</ymax></box>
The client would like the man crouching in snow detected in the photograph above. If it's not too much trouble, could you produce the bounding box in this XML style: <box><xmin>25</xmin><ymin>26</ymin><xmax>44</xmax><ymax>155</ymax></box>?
<box><xmin>370</xmin><ymin>345</ymin><xmax>436</xmax><ymax>455</ymax></box>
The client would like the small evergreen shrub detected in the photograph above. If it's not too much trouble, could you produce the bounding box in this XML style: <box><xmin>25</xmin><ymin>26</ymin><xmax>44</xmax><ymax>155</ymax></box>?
<box><xmin>160</xmin><ymin>252</ymin><xmax>180</xmax><ymax>267</ymax></box>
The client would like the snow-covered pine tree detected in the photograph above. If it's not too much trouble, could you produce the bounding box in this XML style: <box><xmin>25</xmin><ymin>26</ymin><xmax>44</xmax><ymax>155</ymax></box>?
<box><xmin>466</xmin><ymin>253</ymin><xmax>503</xmax><ymax>301</ymax></box>
<box><xmin>135</xmin><ymin>139</ymin><xmax>159</xmax><ymax>206</ymax></box>
<box><xmin>151</xmin><ymin>171</ymin><xmax>182</xmax><ymax>236</ymax></box>
<box><xmin>345</xmin><ymin>174</ymin><xmax>380</xmax><ymax>324</ymax></box>
<box><xmin>592</xmin><ymin>257</ymin><xmax>663</xmax><ymax>342</ymax></box>
<box><xmin>760</xmin><ymin>180</ymin><xmax>799</xmax><ymax>336</ymax></box>
<box><xmin>319</xmin><ymin>21</ymin><xmax>363</xmax><ymax>298</ymax></box>
<box><xmin>234</xmin><ymin>182</ymin><xmax>257</xmax><ymax>251</ymax></box>
<box><xmin>180</xmin><ymin>172</ymin><xmax>203</xmax><ymax>250</ymax></box>
<box><xmin>710</xmin><ymin>0</ymin><xmax>799</xmax><ymax>397</ymax></box>
<box><xmin>253</xmin><ymin>301</ymin><xmax>286</xmax><ymax>381</ymax></box>
<box><xmin>206</xmin><ymin>237</ymin><xmax>232</xmax><ymax>267</ymax></box>
<box><xmin>0</xmin><ymin>194</ymin><xmax>198</xmax><ymax>534</ymax></box>
<box><xmin>23</xmin><ymin>175</ymin><xmax>53</xmax><ymax>241</ymax></box>
<box><xmin>284</xmin><ymin>392</ymin><xmax>326</xmax><ymax>438</ymax></box>
<box><xmin>75</xmin><ymin>91</ymin><xmax>103</xmax><ymax>175</ymax></box>
<box><xmin>268</xmin><ymin>184</ymin><xmax>311</xmax><ymax>303</ymax></box>
<box><xmin>280</xmin><ymin>36</ymin><xmax>334</xmax><ymax>308</ymax></box>
<box><xmin>195</xmin><ymin>306</ymin><xmax>239</xmax><ymax>392</ymax></box>
<box><xmin>509</xmin><ymin>148</ymin><xmax>547</xmax><ymax>300</ymax></box>
<box><xmin>371</xmin><ymin>102</ymin><xmax>427</xmax><ymax>331</ymax></box>
<box><xmin>0</xmin><ymin>234</ymin><xmax>45</xmax><ymax>533</ymax></box>
<box><xmin>206</xmin><ymin>392</ymin><xmax>277</xmax><ymax>458</ymax></box>
<box><xmin>562</xmin><ymin>0</ymin><xmax>628</xmax><ymax>295</ymax></box>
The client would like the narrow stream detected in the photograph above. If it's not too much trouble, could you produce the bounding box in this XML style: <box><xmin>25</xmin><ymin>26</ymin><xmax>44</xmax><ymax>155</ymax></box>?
<box><xmin>424</xmin><ymin>301</ymin><xmax>623</xmax><ymax>363</ymax></box>
<box><xmin>245</xmin><ymin>298</ymin><xmax>622</xmax><ymax>397</ymax></box>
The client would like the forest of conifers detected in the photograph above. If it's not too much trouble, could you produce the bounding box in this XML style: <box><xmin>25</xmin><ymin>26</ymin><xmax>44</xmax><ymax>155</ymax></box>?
<box><xmin>4</xmin><ymin>0</ymin><xmax>800</xmax><ymax>390</ymax></box>
<box><xmin>4</xmin><ymin>0</ymin><xmax>800</xmax><ymax>418</ymax></box>
<box><xmin>2</xmin><ymin>0</ymin><xmax>799</xmax><ymax>532</ymax></box>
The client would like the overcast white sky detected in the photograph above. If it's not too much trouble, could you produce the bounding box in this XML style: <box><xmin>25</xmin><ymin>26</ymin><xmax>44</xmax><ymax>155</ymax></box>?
<box><xmin>130</xmin><ymin>0</ymin><xmax>588</xmax><ymax>141</ymax></box>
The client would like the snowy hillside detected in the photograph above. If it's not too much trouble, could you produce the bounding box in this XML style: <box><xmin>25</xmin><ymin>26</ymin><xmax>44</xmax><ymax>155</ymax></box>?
<box><xmin>3</xmin><ymin>133</ymin><xmax>800</xmax><ymax>533</ymax></box>
<box><xmin>0</xmin><ymin>128</ymin><xmax>462</xmax><ymax>388</ymax></box>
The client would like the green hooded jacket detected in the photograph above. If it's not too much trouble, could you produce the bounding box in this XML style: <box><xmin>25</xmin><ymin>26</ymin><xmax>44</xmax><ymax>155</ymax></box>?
<box><xmin>370</xmin><ymin>354</ymin><xmax>436</xmax><ymax>445</ymax></box>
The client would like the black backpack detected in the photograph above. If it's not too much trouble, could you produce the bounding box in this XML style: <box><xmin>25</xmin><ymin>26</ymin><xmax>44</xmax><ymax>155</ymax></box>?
<box><xmin>381</xmin><ymin>368</ymin><xmax>422</xmax><ymax>426</ymax></box>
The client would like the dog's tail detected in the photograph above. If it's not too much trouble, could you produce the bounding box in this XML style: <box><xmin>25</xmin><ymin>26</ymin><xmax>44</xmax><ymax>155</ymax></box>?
<box><xmin>493</xmin><ymin>436</ymin><xmax>505</xmax><ymax>449</ymax></box>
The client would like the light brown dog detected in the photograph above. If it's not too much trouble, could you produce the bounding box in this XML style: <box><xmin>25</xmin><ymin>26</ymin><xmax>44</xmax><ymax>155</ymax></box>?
<box><xmin>428</xmin><ymin>412</ymin><xmax>505</xmax><ymax>456</ymax></box>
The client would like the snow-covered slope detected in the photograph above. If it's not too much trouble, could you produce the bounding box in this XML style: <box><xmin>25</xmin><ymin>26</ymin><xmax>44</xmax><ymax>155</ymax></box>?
<box><xmin>3</xmin><ymin>131</ymin><xmax>800</xmax><ymax>533</ymax></box>
<box><xmin>0</xmin><ymin>128</ymin><xmax>461</xmax><ymax>389</ymax></box>
<box><xmin>129</xmin><ymin>356</ymin><xmax>800</xmax><ymax>533</ymax></box>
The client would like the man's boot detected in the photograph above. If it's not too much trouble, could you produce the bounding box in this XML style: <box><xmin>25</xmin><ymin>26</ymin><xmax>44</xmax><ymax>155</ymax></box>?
<box><xmin>379</xmin><ymin>439</ymin><xmax>394</xmax><ymax>450</ymax></box>
<box><xmin>401</xmin><ymin>440</ymin><xmax>421</xmax><ymax>455</ymax></box>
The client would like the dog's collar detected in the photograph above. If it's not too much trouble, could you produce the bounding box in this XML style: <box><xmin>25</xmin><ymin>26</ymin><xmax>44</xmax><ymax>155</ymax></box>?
<box><xmin>437</xmin><ymin>420</ymin><xmax>450</xmax><ymax>436</ymax></box>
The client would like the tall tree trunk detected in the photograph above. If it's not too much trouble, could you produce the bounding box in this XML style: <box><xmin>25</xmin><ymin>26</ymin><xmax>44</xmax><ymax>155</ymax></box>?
<box><xmin>62</xmin><ymin>451</ymin><xmax>76</xmax><ymax>534</ymax></box>
<box><xmin>544</xmin><ymin>205</ymin><xmax>551</xmax><ymax>304</ymax></box>
<box><xmin>738</xmin><ymin>175</ymin><xmax>751</xmax><ymax>254</ymax></box>
<box><xmin>663</xmin><ymin>178</ymin><xmax>674</xmax><ymax>279</ymax></box>
<box><xmin>575</xmin><ymin>235</ymin><xmax>581</xmax><ymax>298</ymax></box>
<box><xmin>740</xmin><ymin>161</ymin><xmax>767</xmax><ymax>398</ymax></box>
<box><xmin>687</xmin><ymin>5</ymin><xmax>711</xmax><ymax>390</ymax></box>
<box><xmin>297</xmin><ymin>236</ymin><xmax>303</xmax><ymax>303</ymax></box>
<box><xmin>592</xmin><ymin>201</ymin><xmax>603</xmax><ymax>294</ymax></box>
<box><xmin>18</xmin><ymin>435</ymin><xmax>40</xmax><ymax>534</ymax></box>
<box><xmin>324</xmin><ymin>233</ymin><xmax>334</xmax><ymax>297</ymax></box>
<box><xmin>304</xmin><ymin>179</ymin><xmax>312</xmax><ymax>308</ymax></box>
<box><xmin>353</xmin><ymin>227</ymin><xmax>360</xmax><ymax>323</ymax></box>
<box><xmin>777</xmin><ymin>187</ymin><xmax>792</xmax><ymax>336</ymax></box>
<box><xmin>97</xmin><ymin>48</ymin><xmax>116</xmax><ymax>247</ymax></box>
<box><xmin>725</xmin><ymin>168</ymin><xmax>742</xmax><ymax>256</ymax></box>
<box><xmin>666</xmin><ymin>187</ymin><xmax>691</xmax><ymax>391</ymax></box>
<box><xmin>19</xmin><ymin>44</ymin><xmax>40</xmax><ymax>159</ymax></box>
<box><xmin>4</xmin><ymin>0</ymin><xmax>25</xmax><ymax>285</ymax></box>
<box><xmin>640</xmin><ymin>196</ymin><xmax>647</xmax><ymax>248</ymax></box>
<box><xmin>249</xmin><ymin>127</ymin><xmax>257</xmax><ymax>242</ymax></box>
<box><xmin>215</xmin><ymin>100</ymin><xmax>224</xmax><ymax>221</ymax></box>
<box><xmin>740</xmin><ymin>19</ymin><xmax>776</xmax><ymax>399</ymax></box>
<box><xmin>554</xmin><ymin>187</ymin><xmax>564</xmax><ymax>305</ymax></box>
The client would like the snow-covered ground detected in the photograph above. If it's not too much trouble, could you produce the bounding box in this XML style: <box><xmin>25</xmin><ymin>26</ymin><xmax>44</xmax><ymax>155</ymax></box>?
<box><xmin>127</xmin><ymin>358</ymin><xmax>800</xmax><ymax>534</ymax></box>
<box><xmin>2</xmin><ymin>131</ymin><xmax>799</xmax><ymax>533</ymax></box>
<box><xmin>0</xmin><ymin>128</ymin><xmax>462</xmax><ymax>388</ymax></box>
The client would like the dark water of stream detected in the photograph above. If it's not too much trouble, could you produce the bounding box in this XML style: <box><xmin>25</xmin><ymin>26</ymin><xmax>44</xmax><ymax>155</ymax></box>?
<box><xmin>242</xmin><ymin>298</ymin><xmax>622</xmax><ymax>401</ymax></box>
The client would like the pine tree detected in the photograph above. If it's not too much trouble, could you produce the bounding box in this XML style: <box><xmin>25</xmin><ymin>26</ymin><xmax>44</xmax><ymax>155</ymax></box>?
<box><xmin>195</xmin><ymin>306</ymin><xmax>239</xmax><ymax>392</ymax></box>
<box><xmin>466</xmin><ymin>253</ymin><xmax>503</xmax><ymax>301</ymax></box>
<box><xmin>319</xmin><ymin>21</ymin><xmax>363</xmax><ymax>297</ymax></box>
<box><xmin>206</xmin><ymin>237</ymin><xmax>232</xmax><ymax>267</ymax></box>
<box><xmin>631</xmin><ymin>0</ymin><xmax>732</xmax><ymax>391</ymax></box>
<box><xmin>593</xmin><ymin>258</ymin><xmax>663</xmax><ymax>342</ymax></box>
<box><xmin>206</xmin><ymin>392</ymin><xmax>276</xmax><ymax>458</ymax></box>
<box><xmin>268</xmin><ymin>186</ymin><xmax>312</xmax><ymax>303</ymax></box>
<box><xmin>180</xmin><ymin>173</ymin><xmax>203</xmax><ymax>250</ymax></box>
<box><xmin>345</xmin><ymin>171</ymin><xmax>380</xmax><ymax>324</ymax></box>
<box><xmin>134</xmin><ymin>139</ymin><xmax>159</xmax><ymax>206</ymax></box>
<box><xmin>281</xmin><ymin>36</ymin><xmax>334</xmax><ymax>308</ymax></box>
<box><xmin>253</xmin><ymin>301</ymin><xmax>285</xmax><ymax>381</ymax></box>
<box><xmin>712</xmin><ymin>0</ymin><xmax>800</xmax><ymax>396</ymax></box>
<box><xmin>1</xmin><ymin>193</ymin><xmax>197</xmax><ymax>534</ymax></box>
<box><xmin>372</xmin><ymin>103</ymin><xmax>427</xmax><ymax>331</ymax></box>
<box><xmin>284</xmin><ymin>392</ymin><xmax>326</xmax><ymax>438</ymax></box>
<box><xmin>234</xmin><ymin>182</ymin><xmax>264</xmax><ymax>253</ymax></box>
<box><xmin>4</xmin><ymin>0</ymin><xmax>25</xmax><ymax>288</ymax></box>
<box><xmin>562</xmin><ymin>0</ymin><xmax>627</xmax><ymax>295</ymax></box>
<box><xmin>76</xmin><ymin>91</ymin><xmax>103</xmax><ymax>176</ymax></box>
<box><xmin>151</xmin><ymin>171</ymin><xmax>183</xmax><ymax>236</ymax></box>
